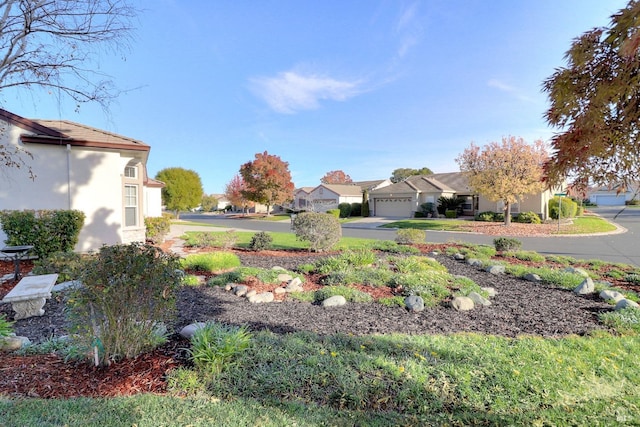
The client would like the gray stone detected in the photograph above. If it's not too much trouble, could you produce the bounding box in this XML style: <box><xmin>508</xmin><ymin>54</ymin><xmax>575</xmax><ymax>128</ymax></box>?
<box><xmin>615</xmin><ymin>299</ymin><xmax>640</xmax><ymax>310</ymax></box>
<box><xmin>451</xmin><ymin>296</ymin><xmax>474</xmax><ymax>311</ymax></box>
<box><xmin>224</xmin><ymin>283</ymin><xmax>234</xmax><ymax>291</ymax></box>
<box><xmin>248</xmin><ymin>292</ymin><xmax>274</xmax><ymax>303</ymax></box>
<box><xmin>466</xmin><ymin>258</ymin><xmax>483</xmax><ymax>267</ymax></box>
<box><xmin>564</xmin><ymin>267</ymin><xmax>590</xmax><ymax>278</ymax></box>
<box><xmin>274</xmin><ymin>287</ymin><xmax>287</xmax><ymax>294</ymax></box>
<box><xmin>574</xmin><ymin>277</ymin><xmax>595</xmax><ymax>295</ymax></box>
<box><xmin>481</xmin><ymin>287</ymin><xmax>496</xmax><ymax>297</ymax></box>
<box><xmin>179</xmin><ymin>322</ymin><xmax>207</xmax><ymax>339</ymax></box>
<box><xmin>485</xmin><ymin>265</ymin><xmax>505</xmax><ymax>275</ymax></box>
<box><xmin>468</xmin><ymin>291</ymin><xmax>491</xmax><ymax>306</ymax></box>
<box><xmin>285</xmin><ymin>277</ymin><xmax>304</xmax><ymax>292</ymax></box>
<box><xmin>428</xmin><ymin>251</ymin><xmax>439</xmax><ymax>257</ymax></box>
<box><xmin>599</xmin><ymin>289</ymin><xmax>625</xmax><ymax>302</ymax></box>
<box><xmin>523</xmin><ymin>273</ymin><xmax>542</xmax><ymax>282</ymax></box>
<box><xmin>0</xmin><ymin>335</ymin><xmax>30</xmax><ymax>352</ymax></box>
<box><xmin>453</xmin><ymin>253</ymin><xmax>465</xmax><ymax>261</ymax></box>
<box><xmin>277</xmin><ymin>273</ymin><xmax>293</xmax><ymax>282</ymax></box>
<box><xmin>271</xmin><ymin>266</ymin><xmax>287</xmax><ymax>271</ymax></box>
<box><xmin>233</xmin><ymin>285</ymin><xmax>249</xmax><ymax>297</ymax></box>
<box><xmin>245</xmin><ymin>289</ymin><xmax>257</xmax><ymax>298</ymax></box>
<box><xmin>321</xmin><ymin>295</ymin><xmax>347</xmax><ymax>307</ymax></box>
<box><xmin>404</xmin><ymin>295</ymin><xmax>424</xmax><ymax>312</ymax></box>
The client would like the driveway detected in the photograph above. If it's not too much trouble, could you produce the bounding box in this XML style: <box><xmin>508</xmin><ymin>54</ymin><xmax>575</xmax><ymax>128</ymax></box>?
<box><xmin>177</xmin><ymin>209</ymin><xmax>640</xmax><ymax>267</ymax></box>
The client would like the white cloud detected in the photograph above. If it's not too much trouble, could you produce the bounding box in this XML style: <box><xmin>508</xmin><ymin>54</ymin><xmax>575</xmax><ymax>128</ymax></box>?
<box><xmin>250</xmin><ymin>71</ymin><xmax>363</xmax><ymax>114</ymax></box>
<box><xmin>487</xmin><ymin>78</ymin><xmax>534</xmax><ymax>102</ymax></box>
<box><xmin>395</xmin><ymin>1</ymin><xmax>422</xmax><ymax>58</ymax></box>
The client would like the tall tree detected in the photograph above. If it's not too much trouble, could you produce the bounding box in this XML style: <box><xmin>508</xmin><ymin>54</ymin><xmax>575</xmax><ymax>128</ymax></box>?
<box><xmin>200</xmin><ymin>194</ymin><xmax>219</xmax><ymax>212</ymax></box>
<box><xmin>224</xmin><ymin>174</ymin><xmax>254</xmax><ymax>214</ymax></box>
<box><xmin>456</xmin><ymin>136</ymin><xmax>548</xmax><ymax>226</ymax></box>
<box><xmin>321</xmin><ymin>170</ymin><xmax>353</xmax><ymax>184</ymax></box>
<box><xmin>0</xmin><ymin>0</ymin><xmax>136</xmax><ymax>179</ymax></box>
<box><xmin>240</xmin><ymin>151</ymin><xmax>294</xmax><ymax>215</ymax></box>
<box><xmin>155</xmin><ymin>167</ymin><xmax>203</xmax><ymax>218</ymax></box>
<box><xmin>390</xmin><ymin>167</ymin><xmax>433</xmax><ymax>183</ymax></box>
<box><xmin>543</xmin><ymin>1</ymin><xmax>640</xmax><ymax>191</ymax></box>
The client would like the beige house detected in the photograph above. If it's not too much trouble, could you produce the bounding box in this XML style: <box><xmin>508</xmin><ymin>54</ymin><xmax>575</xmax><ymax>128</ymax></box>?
<box><xmin>293</xmin><ymin>180</ymin><xmax>392</xmax><ymax>213</ymax></box>
<box><xmin>0</xmin><ymin>109</ymin><xmax>163</xmax><ymax>252</ymax></box>
<box><xmin>369</xmin><ymin>172</ymin><xmax>555</xmax><ymax>219</ymax></box>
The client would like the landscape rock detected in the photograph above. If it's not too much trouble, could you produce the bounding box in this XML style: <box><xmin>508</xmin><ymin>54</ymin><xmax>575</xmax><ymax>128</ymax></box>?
<box><xmin>179</xmin><ymin>322</ymin><xmax>206</xmax><ymax>339</ymax></box>
<box><xmin>285</xmin><ymin>277</ymin><xmax>304</xmax><ymax>292</ymax></box>
<box><xmin>233</xmin><ymin>285</ymin><xmax>249</xmax><ymax>297</ymax></box>
<box><xmin>453</xmin><ymin>253</ymin><xmax>465</xmax><ymax>261</ymax></box>
<box><xmin>523</xmin><ymin>273</ymin><xmax>542</xmax><ymax>282</ymax></box>
<box><xmin>246</xmin><ymin>289</ymin><xmax>257</xmax><ymax>298</ymax></box>
<box><xmin>274</xmin><ymin>287</ymin><xmax>287</xmax><ymax>294</ymax></box>
<box><xmin>450</xmin><ymin>296</ymin><xmax>474</xmax><ymax>311</ymax></box>
<box><xmin>248</xmin><ymin>292</ymin><xmax>274</xmax><ymax>303</ymax></box>
<box><xmin>277</xmin><ymin>273</ymin><xmax>293</xmax><ymax>282</ymax></box>
<box><xmin>404</xmin><ymin>295</ymin><xmax>424</xmax><ymax>312</ymax></box>
<box><xmin>574</xmin><ymin>277</ymin><xmax>595</xmax><ymax>295</ymax></box>
<box><xmin>428</xmin><ymin>251</ymin><xmax>439</xmax><ymax>257</ymax></box>
<box><xmin>466</xmin><ymin>258</ymin><xmax>483</xmax><ymax>267</ymax></box>
<box><xmin>599</xmin><ymin>289</ymin><xmax>625</xmax><ymax>302</ymax></box>
<box><xmin>485</xmin><ymin>265</ymin><xmax>505</xmax><ymax>275</ymax></box>
<box><xmin>468</xmin><ymin>291</ymin><xmax>491</xmax><ymax>306</ymax></box>
<box><xmin>0</xmin><ymin>335</ymin><xmax>30</xmax><ymax>352</ymax></box>
<box><xmin>321</xmin><ymin>295</ymin><xmax>347</xmax><ymax>307</ymax></box>
<box><xmin>481</xmin><ymin>287</ymin><xmax>496</xmax><ymax>297</ymax></box>
<box><xmin>565</xmin><ymin>267</ymin><xmax>590</xmax><ymax>278</ymax></box>
<box><xmin>615</xmin><ymin>299</ymin><xmax>640</xmax><ymax>310</ymax></box>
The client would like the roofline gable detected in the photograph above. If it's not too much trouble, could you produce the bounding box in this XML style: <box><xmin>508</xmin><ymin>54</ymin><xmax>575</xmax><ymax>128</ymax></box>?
<box><xmin>0</xmin><ymin>108</ymin><xmax>65</xmax><ymax>138</ymax></box>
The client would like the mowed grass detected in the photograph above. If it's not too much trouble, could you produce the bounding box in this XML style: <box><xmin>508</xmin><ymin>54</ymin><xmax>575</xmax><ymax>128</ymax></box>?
<box><xmin>557</xmin><ymin>215</ymin><xmax>619</xmax><ymax>234</ymax></box>
<box><xmin>2</xmin><ymin>332</ymin><xmax>639</xmax><ymax>426</ymax></box>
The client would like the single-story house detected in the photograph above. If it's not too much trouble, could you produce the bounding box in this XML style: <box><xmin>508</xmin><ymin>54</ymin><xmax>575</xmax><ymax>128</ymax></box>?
<box><xmin>369</xmin><ymin>172</ymin><xmax>555</xmax><ymax>219</ymax></box>
<box><xmin>587</xmin><ymin>183</ymin><xmax>640</xmax><ymax>206</ymax></box>
<box><xmin>0</xmin><ymin>108</ymin><xmax>163</xmax><ymax>252</ymax></box>
<box><xmin>292</xmin><ymin>184</ymin><xmax>362</xmax><ymax>212</ymax></box>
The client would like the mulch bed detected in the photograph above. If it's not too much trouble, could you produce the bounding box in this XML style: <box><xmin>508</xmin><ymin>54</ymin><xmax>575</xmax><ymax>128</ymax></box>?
<box><xmin>0</xmin><ymin>244</ymin><xmax>621</xmax><ymax>398</ymax></box>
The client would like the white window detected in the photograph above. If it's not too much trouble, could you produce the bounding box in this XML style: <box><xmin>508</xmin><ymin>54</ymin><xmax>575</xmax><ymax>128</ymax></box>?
<box><xmin>124</xmin><ymin>185</ymin><xmax>138</xmax><ymax>226</ymax></box>
<box><xmin>124</xmin><ymin>166</ymin><xmax>137</xmax><ymax>178</ymax></box>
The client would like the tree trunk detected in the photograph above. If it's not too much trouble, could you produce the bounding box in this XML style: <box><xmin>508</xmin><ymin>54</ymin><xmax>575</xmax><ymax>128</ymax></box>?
<box><xmin>175</xmin><ymin>209</ymin><xmax>180</xmax><ymax>220</ymax></box>
<box><xmin>504</xmin><ymin>201</ymin><xmax>511</xmax><ymax>226</ymax></box>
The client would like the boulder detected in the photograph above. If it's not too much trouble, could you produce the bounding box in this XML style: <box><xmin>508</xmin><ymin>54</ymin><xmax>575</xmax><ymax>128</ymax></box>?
<box><xmin>451</xmin><ymin>296</ymin><xmax>474</xmax><ymax>311</ymax></box>
<box><xmin>565</xmin><ymin>267</ymin><xmax>590</xmax><ymax>277</ymax></box>
<box><xmin>404</xmin><ymin>295</ymin><xmax>424</xmax><ymax>312</ymax></box>
<box><xmin>0</xmin><ymin>335</ymin><xmax>30</xmax><ymax>352</ymax></box>
<box><xmin>523</xmin><ymin>273</ymin><xmax>542</xmax><ymax>282</ymax></box>
<box><xmin>615</xmin><ymin>299</ymin><xmax>640</xmax><ymax>310</ymax></box>
<box><xmin>599</xmin><ymin>289</ymin><xmax>625</xmax><ymax>302</ymax></box>
<box><xmin>179</xmin><ymin>322</ymin><xmax>207</xmax><ymax>339</ymax></box>
<box><xmin>453</xmin><ymin>253</ymin><xmax>465</xmax><ymax>261</ymax></box>
<box><xmin>481</xmin><ymin>287</ymin><xmax>496</xmax><ymax>297</ymax></box>
<box><xmin>321</xmin><ymin>295</ymin><xmax>347</xmax><ymax>307</ymax></box>
<box><xmin>485</xmin><ymin>265</ymin><xmax>505</xmax><ymax>275</ymax></box>
<box><xmin>466</xmin><ymin>258</ymin><xmax>483</xmax><ymax>267</ymax></box>
<box><xmin>574</xmin><ymin>277</ymin><xmax>595</xmax><ymax>295</ymax></box>
<box><xmin>277</xmin><ymin>273</ymin><xmax>293</xmax><ymax>282</ymax></box>
<box><xmin>248</xmin><ymin>292</ymin><xmax>274</xmax><ymax>303</ymax></box>
<box><xmin>233</xmin><ymin>285</ymin><xmax>249</xmax><ymax>297</ymax></box>
<box><xmin>468</xmin><ymin>292</ymin><xmax>491</xmax><ymax>306</ymax></box>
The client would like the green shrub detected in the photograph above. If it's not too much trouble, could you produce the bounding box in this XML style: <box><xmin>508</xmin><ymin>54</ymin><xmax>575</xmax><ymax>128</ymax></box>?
<box><xmin>493</xmin><ymin>237</ymin><xmax>522</xmax><ymax>252</ymax></box>
<box><xmin>32</xmin><ymin>251</ymin><xmax>87</xmax><ymax>283</ymax></box>
<box><xmin>144</xmin><ymin>214</ymin><xmax>172</xmax><ymax>243</ymax></box>
<box><xmin>248</xmin><ymin>231</ymin><xmax>273</xmax><ymax>251</ymax></box>
<box><xmin>0</xmin><ymin>314</ymin><xmax>14</xmax><ymax>338</ymax></box>
<box><xmin>626</xmin><ymin>199</ymin><xmax>640</xmax><ymax>206</ymax></box>
<box><xmin>514</xmin><ymin>211</ymin><xmax>542</xmax><ymax>224</ymax></box>
<box><xmin>350</xmin><ymin>202</ymin><xmax>362</xmax><ymax>216</ymax></box>
<box><xmin>166</xmin><ymin>367</ymin><xmax>208</xmax><ymax>396</ymax></box>
<box><xmin>599</xmin><ymin>308</ymin><xmax>640</xmax><ymax>334</ymax></box>
<box><xmin>414</xmin><ymin>211</ymin><xmax>425</xmax><ymax>218</ymax></box>
<box><xmin>314</xmin><ymin>285</ymin><xmax>373</xmax><ymax>303</ymax></box>
<box><xmin>420</xmin><ymin>202</ymin><xmax>436</xmax><ymax>217</ymax></box>
<box><xmin>188</xmin><ymin>322</ymin><xmax>252</xmax><ymax>375</ymax></box>
<box><xmin>475</xmin><ymin>211</ymin><xmax>495</xmax><ymax>222</ymax></box>
<box><xmin>326</xmin><ymin>209</ymin><xmax>341</xmax><ymax>218</ymax></box>
<box><xmin>395</xmin><ymin>228</ymin><xmax>425</xmax><ymax>245</ymax></box>
<box><xmin>0</xmin><ymin>209</ymin><xmax>85</xmax><ymax>259</ymax></box>
<box><xmin>378</xmin><ymin>296</ymin><xmax>406</xmax><ymax>308</ymax></box>
<box><xmin>184</xmin><ymin>230</ymin><xmax>238</xmax><ymax>249</ymax></box>
<box><xmin>68</xmin><ymin>243</ymin><xmax>182</xmax><ymax>366</ymax></box>
<box><xmin>576</xmin><ymin>206</ymin><xmax>584</xmax><ymax>216</ymax></box>
<box><xmin>338</xmin><ymin>203</ymin><xmax>352</xmax><ymax>218</ymax></box>
<box><xmin>508</xmin><ymin>250</ymin><xmax>546</xmax><ymax>262</ymax></box>
<box><xmin>445</xmin><ymin>210</ymin><xmax>457</xmax><ymax>218</ymax></box>
<box><xmin>181</xmin><ymin>252</ymin><xmax>241</xmax><ymax>272</ymax></box>
<box><xmin>370</xmin><ymin>240</ymin><xmax>421</xmax><ymax>254</ymax></box>
<box><xmin>549</xmin><ymin>197</ymin><xmax>578</xmax><ymax>219</ymax></box>
<box><xmin>292</xmin><ymin>212</ymin><xmax>342</xmax><ymax>252</ymax></box>
<box><xmin>182</xmin><ymin>275</ymin><xmax>201</xmax><ymax>286</ymax></box>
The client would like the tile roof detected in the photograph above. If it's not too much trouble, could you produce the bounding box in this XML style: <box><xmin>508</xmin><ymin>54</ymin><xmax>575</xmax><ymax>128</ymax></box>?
<box><xmin>370</xmin><ymin>172</ymin><xmax>471</xmax><ymax>195</ymax></box>
<box><xmin>320</xmin><ymin>184</ymin><xmax>364</xmax><ymax>196</ymax></box>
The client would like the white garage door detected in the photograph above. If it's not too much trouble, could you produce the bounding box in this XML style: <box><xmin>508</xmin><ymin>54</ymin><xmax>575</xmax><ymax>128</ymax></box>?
<box><xmin>595</xmin><ymin>195</ymin><xmax>626</xmax><ymax>206</ymax></box>
<box><xmin>374</xmin><ymin>197</ymin><xmax>412</xmax><ymax>217</ymax></box>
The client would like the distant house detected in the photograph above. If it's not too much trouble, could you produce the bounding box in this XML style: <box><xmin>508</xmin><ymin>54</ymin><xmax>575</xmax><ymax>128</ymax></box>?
<box><xmin>587</xmin><ymin>183</ymin><xmax>640</xmax><ymax>206</ymax></box>
<box><xmin>369</xmin><ymin>172</ymin><xmax>555</xmax><ymax>219</ymax></box>
<box><xmin>0</xmin><ymin>109</ymin><xmax>163</xmax><ymax>252</ymax></box>
<box><xmin>293</xmin><ymin>180</ymin><xmax>392</xmax><ymax>213</ymax></box>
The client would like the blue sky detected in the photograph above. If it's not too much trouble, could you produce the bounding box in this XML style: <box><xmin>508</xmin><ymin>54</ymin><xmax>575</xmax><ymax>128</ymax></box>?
<box><xmin>3</xmin><ymin>0</ymin><xmax>629</xmax><ymax>194</ymax></box>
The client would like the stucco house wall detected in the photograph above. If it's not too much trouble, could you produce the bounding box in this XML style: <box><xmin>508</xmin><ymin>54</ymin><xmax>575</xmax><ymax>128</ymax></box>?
<box><xmin>0</xmin><ymin>109</ymin><xmax>160</xmax><ymax>252</ymax></box>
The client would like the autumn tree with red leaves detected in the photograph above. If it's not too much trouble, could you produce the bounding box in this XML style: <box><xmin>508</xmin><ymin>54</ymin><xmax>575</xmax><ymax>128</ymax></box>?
<box><xmin>321</xmin><ymin>170</ymin><xmax>353</xmax><ymax>184</ymax></box>
<box><xmin>240</xmin><ymin>151</ymin><xmax>294</xmax><ymax>215</ymax></box>
<box><xmin>224</xmin><ymin>174</ymin><xmax>254</xmax><ymax>214</ymax></box>
<box><xmin>456</xmin><ymin>136</ymin><xmax>548</xmax><ymax>226</ymax></box>
<box><xmin>543</xmin><ymin>1</ymin><xmax>640</xmax><ymax>190</ymax></box>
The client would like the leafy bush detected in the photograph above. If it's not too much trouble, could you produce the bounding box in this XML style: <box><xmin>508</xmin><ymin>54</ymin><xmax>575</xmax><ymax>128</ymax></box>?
<box><xmin>350</xmin><ymin>202</ymin><xmax>362</xmax><ymax>216</ymax></box>
<box><xmin>338</xmin><ymin>203</ymin><xmax>352</xmax><ymax>218</ymax></box>
<box><xmin>395</xmin><ymin>228</ymin><xmax>425</xmax><ymax>245</ymax></box>
<box><xmin>68</xmin><ymin>243</ymin><xmax>182</xmax><ymax>366</ymax></box>
<box><xmin>508</xmin><ymin>250</ymin><xmax>546</xmax><ymax>263</ymax></box>
<box><xmin>514</xmin><ymin>211</ymin><xmax>542</xmax><ymax>224</ymax></box>
<box><xmin>493</xmin><ymin>237</ymin><xmax>522</xmax><ymax>252</ymax></box>
<box><xmin>144</xmin><ymin>214</ymin><xmax>172</xmax><ymax>243</ymax></box>
<box><xmin>419</xmin><ymin>202</ymin><xmax>436</xmax><ymax>217</ymax></box>
<box><xmin>188</xmin><ymin>322</ymin><xmax>252</xmax><ymax>375</ymax></box>
<box><xmin>549</xmin><ymin>197</ymin><xmax>578</xmax><ymax>219</ymax></box>
<box><xmin>248</xmin><ymin>231</ymin><xmax>273</xmax><ymax>251</ymax></box>
<box><xmin>184</xmin><ymin>230</ymin><xmax>238</xmax><ymax>249</ymax></box>
<box><xmin>326</xmin><ymin>209</ymin><xmax>341</xmax><ymax>218</ymax></box>
<box><xmin>370</xmin><ymin>240</ymin><xmax>421</xmax><ymax>254</ymax></box>
<box><xmin>445</xmin><ymin>210</ymin><xmax>457</xmax><ymax>218</ymax></box>
<box><xmin>599</xmin><ymin>308</ymin><xmax>640</xmax><ymax>334</ymax></box>
<box><xmin>182</xmin><ymin>275</ymin><xmax>201</xmax><ymax>286</ymax></box>
<box><xmin>0</xmin><ymin>209</ymin><xmax>85</xmax><ymax>259</ymax></box>
<box><xmin>181</xmin><ymin>252</ymin><xmax>241</xmax><ymax>272</ymax></box>
<box><xmin>292</xmin><ymin>212</ymin><xmax>342</xmax><ymax>252</ymax></box>
<box><xmin>313</xmin><ymin>285</ymin><xmax>373</xmax><ymax>303</ymax></box>
<box><xmin>437</xmin><ymin>196</ymin><xmax>464</xmax><ymax>215</ymax></box>
<box><xmin>32</xmin><ymin>251</ymin><xmax>87</xmax><ymax>283</ymax></box>
<box><xmin>0</xmin><ymin>314</ymin><xmax>14</xmax><ymax>338</ymax></box>
<box><xmin>475</xmin><ymin>211</ymin><xmax>496</xmax><ymax>222</ymax></box>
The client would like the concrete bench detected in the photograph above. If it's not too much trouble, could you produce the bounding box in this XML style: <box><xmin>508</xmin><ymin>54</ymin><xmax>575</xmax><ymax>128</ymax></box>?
<box><xmin>1</xmin><ymin>274</ymin><xmax>59</xmax><ymax>320</ymax></box>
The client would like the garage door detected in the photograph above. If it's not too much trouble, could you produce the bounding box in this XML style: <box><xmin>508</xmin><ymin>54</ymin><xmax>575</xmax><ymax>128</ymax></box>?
<box><xmin>594</xmin><ymin>195</ymin><xmax>626</xmax><ymax>206</ymax></box>
<box><xmin>374</xmin><ymin>197</ymin><xmax>412</xmax><ymax>217</ymax></box>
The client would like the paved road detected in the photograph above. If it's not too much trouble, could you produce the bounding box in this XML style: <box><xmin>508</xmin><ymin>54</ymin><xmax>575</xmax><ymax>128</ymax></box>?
<box><xmin>178</xmin><ymin>207</ymin><xmax>640</xmax><ymax>266</ymax></box>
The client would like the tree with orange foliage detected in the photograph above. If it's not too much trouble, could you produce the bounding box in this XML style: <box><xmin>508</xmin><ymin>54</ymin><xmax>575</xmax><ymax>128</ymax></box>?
<box><xmin>456</xmin><ymin>136</ymin><xmax>548</xmax><ymax>226</ymax></box>
<box><xmin>240</xmin><ymin>151</ymin><xmax>295</xmax><ymax>215</ymax></box>
<box><xmin>320</xmin><ymin>170</ymin><xmax>353</xmax><ymax>184</ymax></box>
<box><xmin>224</xmin><ymin>174</ymin><xmax>254</xmax><ymax>214</ymax></box>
